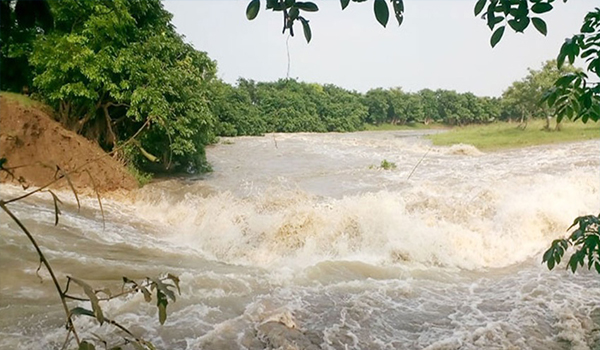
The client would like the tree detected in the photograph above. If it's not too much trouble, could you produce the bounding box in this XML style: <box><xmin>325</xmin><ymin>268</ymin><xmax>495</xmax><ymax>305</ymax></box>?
<box><xmin>363</xmin><ymin>88</ymin><xmax>391</xmax><ymax>125</ymax></box>
<box><xmin>27</xmin><ymin>0</ymin><xmax>217</xmax><ymax>173</ymax></box>
<box><xmin>417</xmin><ymin>89</ymin><xmax>441</xmax><ymax>125</ymax></box>
<box><xmin>502</xmin><ymin>60</ymin><xmax>577</xmax><ymax>129</ymax></box>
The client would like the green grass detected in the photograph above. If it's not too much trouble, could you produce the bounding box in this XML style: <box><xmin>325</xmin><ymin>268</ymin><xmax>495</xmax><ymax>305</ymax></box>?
<box><xmin>126</xmin><ymin>164</ymin><xmax>153</xmax><ymax>187</ymax></box>
<box><xmin>363</xmin><ymin>122</ymin><xmax>447</xmax><ymax>131</ymax></box>
<box><xmin>427</xmin><ymin>119</ymin><xmax>600</xmax><ymax>151</ymax></box>
<box><xmin>1</xmin><ymin>91</ymin><xmax>44</xmax><ymax>108</ymax></box>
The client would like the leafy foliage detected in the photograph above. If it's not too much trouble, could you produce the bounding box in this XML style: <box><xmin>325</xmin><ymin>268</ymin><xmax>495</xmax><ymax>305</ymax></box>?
<box><xmin>0</xmin><ymin>164</ymin><xmax>182</xmax><ymax>349</ymax></box>
<box><xmin>212</xmin><ymin>78</ymin><xmax>368</xmax><ymax>136</ymax></box>
<box><xmin>11</xmin><ymin>0</ymin><xmax>218</xmax><ymax>173</ymax></box>
<box><xmin>501</xmin><ymin>60</ymin><xmax>578</xmax><ymax>127</ymax></box>
<box><xmin>543</xmin><ymin>8</ymin><xmax>600</xmax><ymax>123</ymax></box>
<box><xmin>475</xmin><ymin>0</ymin><xmax>556</xmax><ymax>47</ymax></box>
<box><xmin>246</xmin><ymin>0</ymin><xmax>405</xmax><ymax>42</ymax></box>
<box><xmin>543</xmin><ymin>214</ymin><xmax>600</xmax><ymax>273</ymax></box>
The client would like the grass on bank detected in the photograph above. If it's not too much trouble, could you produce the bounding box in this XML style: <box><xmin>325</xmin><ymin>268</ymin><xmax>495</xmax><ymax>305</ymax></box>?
<box><xmin>426</xmin><ymin>119</ymin><xmax>600</xmax><ymax>151</ymax></box>
<box><xmin>1</xmin><ymin>91</ymin><xmax>46</xmax><ymax>109</ymax></box>
<box><xmin>363</xmin><ymin>122</ymin><xmax>447</xmax><ymax>131</ymax></box>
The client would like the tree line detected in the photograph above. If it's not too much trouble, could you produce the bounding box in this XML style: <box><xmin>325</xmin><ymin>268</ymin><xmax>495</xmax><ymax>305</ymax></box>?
<box><xmin>0</xmin><ymin>0</ymin><xmax>584</xmax><ymax>175</ymax></box>
<box><xmin>211</xmin><ymin>59</ymin><xmax>575</xmax><ymax>137</ymax></box>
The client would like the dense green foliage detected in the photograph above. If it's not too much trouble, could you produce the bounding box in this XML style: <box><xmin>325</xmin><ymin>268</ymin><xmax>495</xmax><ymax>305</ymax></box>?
<box><xmin>544</xmin><ymin>8</ymin><xmax>600</xmax><ymax>123</ymax></box>
<box><xmin>476</xmin><ymin>0</ymin><xmax>599</xmax><ymax>123</ymax></box>
<box><xmin>30</xmin><ymin>0</ymin><xmax>216</xmax><ymax>173</ymax></box>
<box><xmin>543</xmin><ymin>214</ymin><xmax>600</xmax><ymax>273</ymax></box>
<box><xmin>212</xmin><ymin>73</ymin><xmax>588</xmax><ymax>136</ymax></box>
<box><xmin>501</xmin><ymin>60</ymin><xmax>577</xmax><ymax>127</ymax></box>
<box><xmin>2</xmin><ymin>0</ymin><xmax>217</xmax><ymax>173</ymax></box>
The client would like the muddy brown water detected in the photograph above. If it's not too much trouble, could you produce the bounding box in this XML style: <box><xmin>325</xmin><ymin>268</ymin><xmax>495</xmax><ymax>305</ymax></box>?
<box><xmin>1</xmin><ymin>131</ymin><xmax>599</xmax><ymax>349</ymax></box>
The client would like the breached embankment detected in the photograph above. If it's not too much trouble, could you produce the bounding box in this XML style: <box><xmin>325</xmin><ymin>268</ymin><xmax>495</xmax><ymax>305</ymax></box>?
<box><xmin>0</xmin><ymin>94</ymin><xmax>137</xmax><ymax>193</ymax></box>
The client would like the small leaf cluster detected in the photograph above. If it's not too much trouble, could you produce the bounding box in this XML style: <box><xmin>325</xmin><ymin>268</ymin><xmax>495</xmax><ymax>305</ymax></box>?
<box><xmin>543</xmin><ymin>214</ymin><xmax>600</xmax><ymax>273</ymax></box>
<box><xmin>67</xmin><ymin>274</ymin><xmax>181</xmax><ymax>350</ymax></box>
<box><xmin>474</xmin><ymin>0</ymin><xmax>555</xmax><ymax>47</ymax></box>
<box><xmin>380</xmin><ymin>159</ymin><xmax>397</xmax><ymax>170</ymax></box>
<box><xmin>1</xmin><ymin>174</ymin><xmax>182</xmax><ymax>350</ymax></box>
<box><xmin>542</xmin><ymin>8</ymin><xmax>600</xmax><ymax>123</ymax></box>
<box><xmin>246</xmin><ymin>0</ymin><xmax>319</xmax><ymax>43</ymax></box>
<box><xmin>246</xmin><ymin>0</ymin><xmax>405</xmax><ymax>43</ymax></box>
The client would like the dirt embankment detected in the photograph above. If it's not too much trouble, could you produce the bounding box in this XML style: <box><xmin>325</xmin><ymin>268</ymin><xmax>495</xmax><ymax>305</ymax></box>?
<box><xmin>0</xmin><ymin>94</ymin><xmax>138</xmax><ymax>193</ymax></box>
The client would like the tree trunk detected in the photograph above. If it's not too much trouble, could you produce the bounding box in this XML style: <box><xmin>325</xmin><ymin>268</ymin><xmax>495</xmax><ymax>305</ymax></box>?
<box><xmin>101</xmin><ymin>104</ymin><xmax>117</xmax><ymax>147</ymax></box>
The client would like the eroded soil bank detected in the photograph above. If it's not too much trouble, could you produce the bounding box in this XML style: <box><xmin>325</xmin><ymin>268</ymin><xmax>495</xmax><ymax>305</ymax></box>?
<box><xmin>0</xmin><ymin>94</ymin><xmax>137</xmax><ymax>193</ymax></box>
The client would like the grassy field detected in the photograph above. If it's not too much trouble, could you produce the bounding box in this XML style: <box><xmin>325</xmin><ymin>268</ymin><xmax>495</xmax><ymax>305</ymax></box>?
<box><xmin>363</xmin><ymin>122</ymin><xmax>448</xmax><ymax>131</ymax></box>
<box><xmin>426</xmin><ymin>119</ymin><xmax>600</xmax><ymax>151</ymax></box>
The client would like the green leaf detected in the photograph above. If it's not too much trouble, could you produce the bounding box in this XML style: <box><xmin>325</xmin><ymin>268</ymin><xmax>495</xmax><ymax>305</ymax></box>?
<box><xmin>151</xmin><ymin>278</ymin><xmax>176</xmax><ymax>301</ymax></box>
<box><xmin>531</xmin><ymin>2</ymin><xmax>552</xmax><ymax>14</ymax></box>
<box><xmin>392</xmin><ymin>0</ymin><xmax>404</xmax><ymax>26</ymax></box>
<box><xmin>373</xmin><ymin>0</ymin><xmax>389</xmax><ymax>28</ymax></box>
<box><xmin>555</xmin><ymin>74</ymin><xmax>577</xmax><ymax>87</ymax></box>
<box><xmin>79</xmin><ymin>341</ymin><xmax>96</xmax><ymax>350</ymax></box>
<box><xmin>531</xmin><ymin>17</ymin><xmax>547</xmax><ymax>35</ymax></box>
<box><xmin>70</xmin><ymin>307</ymin><xmax>95</xmax><ymax>318</ymax></box>
<box><xmin>295</xmin><ymin>1</ymin><xmax>318</xmax><ymax>12</ymax></box>
<box><xmin>507</xmin><ymin>17</ymin><xmax>530</xmax><ymax>33</ymax></box>
<box><xmin>289</xmin><ymin>7</ymin><xmax>299</xmax><ymax>20</ymax></box>
<box><xmin>340</xmin><ymin>0</ymin><xmax>350</xmax><ymax>10</ymax></box>
<box><xmin>474</xmin><ymin>0</ymin><xmax>487</xmax><ymax>16</ymax></box>
<box><xmin>300</xmin><ymin>17</ymin><xmax>312</xmax><ymax>43</ymax></box>
<box><xmin>157</xmin><ymin>290</ymin><xmax>168</xmax><ymax>325</ymax></box>
<box><xmin>70</xmin><ymin>277</ymin><xmax>104</xmax><ymax>325</ymax></box>
<box><xmin>246</xmin><ymin>0</ymin><xmax>260</xmax><ymax>20</ymax></box>
<box><xmin>490</xmin><ymin>26</ymin><xmax>505</xmax><ymax>48</ymax></box>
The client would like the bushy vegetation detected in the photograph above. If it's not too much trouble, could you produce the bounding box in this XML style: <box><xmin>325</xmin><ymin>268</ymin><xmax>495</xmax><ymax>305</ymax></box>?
<box><xmin>2</xmin><ymin>0</ymin><xmax>217</xmax><ymax>174</ymax></box>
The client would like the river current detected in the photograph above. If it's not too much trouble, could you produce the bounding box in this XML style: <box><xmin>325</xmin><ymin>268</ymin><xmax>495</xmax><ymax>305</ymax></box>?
<box><xmin>1</xmin><ymin>131</ymin><xmax>599</xmax><ymax>349</ymax></box>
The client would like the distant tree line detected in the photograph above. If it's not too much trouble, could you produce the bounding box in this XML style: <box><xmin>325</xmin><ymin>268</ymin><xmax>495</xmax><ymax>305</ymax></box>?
<box><xmin>210</xmin><ymin>59</ymin><xmax>576</xmax><ymax>137</ymax></box>
<box><xmin>0</xmin><ymin>0</ymin><xmax>581</xmax><ymax>175</ymax></box>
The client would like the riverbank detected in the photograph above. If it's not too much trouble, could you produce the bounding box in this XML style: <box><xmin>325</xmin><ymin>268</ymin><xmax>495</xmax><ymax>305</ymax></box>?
<box><xmin>0</xmin><ymin>93</ymin><xmax>137</xmax><ymax>193</ymax></box>
<box><xmin>426</xmin><ymin>119</ymin><xmax>600</xmax><ymax>150</ymax></box>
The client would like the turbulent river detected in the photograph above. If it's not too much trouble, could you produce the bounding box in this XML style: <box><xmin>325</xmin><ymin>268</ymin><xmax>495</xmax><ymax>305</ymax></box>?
<box><xmin>1</xmin><ymin>131</ymin><xmax>599</xmax><ymax>350</ymax></box>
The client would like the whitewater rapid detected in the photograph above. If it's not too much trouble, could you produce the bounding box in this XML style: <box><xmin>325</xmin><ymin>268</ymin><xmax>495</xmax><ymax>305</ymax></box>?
<box><xmin>1</xmin><ymin>131</ymin><xmax>599</xmax><ymax>349</ymax></box>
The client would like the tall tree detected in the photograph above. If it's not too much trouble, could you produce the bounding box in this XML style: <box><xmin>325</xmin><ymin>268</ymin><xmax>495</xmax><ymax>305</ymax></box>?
<box><xmin>502</xmin><ymin>60</ymin><xmax>577</xmax><ymax>129</ymax></box>
<box><xmin>29</xmin><ymin>0</ymin><xmax>217</xmax><ymax>172</ymax></box>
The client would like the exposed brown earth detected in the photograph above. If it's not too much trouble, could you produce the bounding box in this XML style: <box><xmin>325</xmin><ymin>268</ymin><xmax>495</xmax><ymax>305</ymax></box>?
<box><xmin>0</xmin><ymin>94</ymin><xmax>138</xmax><ymax>193</ymax></box>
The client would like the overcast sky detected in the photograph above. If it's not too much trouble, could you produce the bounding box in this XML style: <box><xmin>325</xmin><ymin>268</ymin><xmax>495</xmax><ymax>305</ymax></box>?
<box><xmin>163</xmin><ymin>0</ymin><xmax>592</xmax><ymax>97</ymax></box>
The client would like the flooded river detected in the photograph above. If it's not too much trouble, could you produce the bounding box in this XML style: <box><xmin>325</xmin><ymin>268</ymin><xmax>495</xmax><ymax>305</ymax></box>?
<box><xmin>1</xmin><ymin>131</ymin><xmax>599</xmax><ymax>349</ymax></box>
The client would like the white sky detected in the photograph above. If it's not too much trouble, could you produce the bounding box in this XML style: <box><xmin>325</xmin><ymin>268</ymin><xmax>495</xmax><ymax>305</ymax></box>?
<box><xmin>163</xmin><ymin>0</ymin><xmax>593</xmax><ymax>97</ymax></box>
